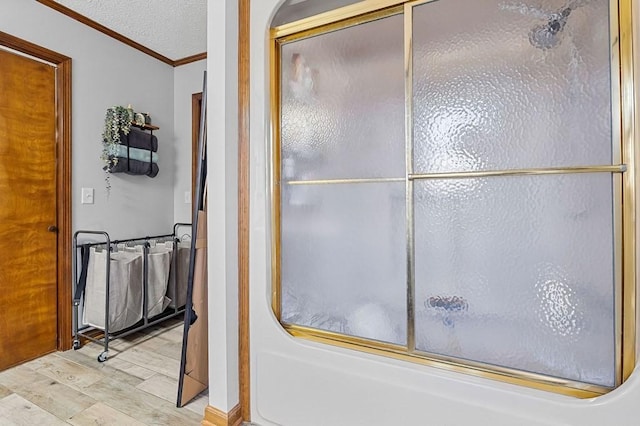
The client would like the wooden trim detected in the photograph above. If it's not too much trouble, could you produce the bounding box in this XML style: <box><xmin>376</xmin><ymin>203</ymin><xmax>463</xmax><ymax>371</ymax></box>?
<box><xmin>238</xmin><ymin>0</ymin><xmax>251</xmax><ymax>422</ymax></box>
<box><xmin>0</xmin><ymin>30</ymin><xmax>73</xmax><ymax>351</ymax></box>
<box><xmin>36</xmin><ymin>0</ymin><xmax>174</xmax><ymax>66</ymax></box>
<box><xmin>0</xmin><ymin>30</ymin><xmax>70</xmax><ymax>64</ymax></box>
<box><xmin>192</xmin><ymin>92</ymin><xmax>203</xmax><ymax>202</ymax></box>
<box><xmin>202</xmin><ymin>404</ymin><xmax>242</xmax><ymax>426</ymax></box>
<box><xmin>131</xmin><ymin>122</ymin><xmax>160</xmax><ymax>131</ymax></box>
<box><xmin>56</xmin><ymin>55</ymin><xmax>73</xmax><ymax>352</ymax></box>
<box><xmin>175</xmin><ymin>52</ymin><xmax>208</xmax><ymax>67</ymax></box>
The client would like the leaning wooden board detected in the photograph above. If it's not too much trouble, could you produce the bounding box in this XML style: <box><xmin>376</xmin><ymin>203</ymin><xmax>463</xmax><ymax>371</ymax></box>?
<box><xmin>177</xmin><ymin>72</ymin><xmax>209</xmax><ymax>407</ymax></box>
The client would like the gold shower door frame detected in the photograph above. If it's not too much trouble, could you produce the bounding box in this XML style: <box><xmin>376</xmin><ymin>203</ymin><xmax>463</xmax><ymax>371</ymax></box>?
<box><xmin>269</xmin><ymin>0</ymin><xmax>636</xmax><ymax>398</ymax></box>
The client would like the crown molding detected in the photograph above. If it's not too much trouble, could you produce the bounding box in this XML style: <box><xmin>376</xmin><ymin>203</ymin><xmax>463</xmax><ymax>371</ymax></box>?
<box><xmin>174</xmin><ymin>52</ymin><xmax>208</xmax><ymax>67</ymax></box>
<box><xmin>36</xmin><ymin>0</ymin><xmax>206</xmax><ymax>67</ymax></box>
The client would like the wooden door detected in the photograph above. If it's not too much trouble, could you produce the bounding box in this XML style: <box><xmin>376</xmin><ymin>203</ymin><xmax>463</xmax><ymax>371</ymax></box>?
<box><xmin>0</xmin><ymin>48</ymin><xmax>58</xmax><ymax>371</ymax></box>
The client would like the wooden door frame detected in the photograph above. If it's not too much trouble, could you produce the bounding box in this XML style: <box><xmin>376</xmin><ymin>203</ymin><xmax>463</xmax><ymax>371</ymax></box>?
<box><xmin>0</xmin><ymin>31</ymin><xmax>73</xmax><ymax>351</ymax></box>
<box><xmin>238</xmin><ymin>0</ymin><xmax>251</xmax><ymax>420</ymax></box>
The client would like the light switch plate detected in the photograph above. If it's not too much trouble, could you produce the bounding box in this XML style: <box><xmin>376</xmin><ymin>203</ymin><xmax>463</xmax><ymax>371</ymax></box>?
<box><xmin>81</xmin><ymin>187</ymin><xmax>94</xmax><ymax>204</ymax></box>
<box><xmin>184</xmin><ymin>191</ymin><xmax>192</xmax><ymax>204</ymax></box>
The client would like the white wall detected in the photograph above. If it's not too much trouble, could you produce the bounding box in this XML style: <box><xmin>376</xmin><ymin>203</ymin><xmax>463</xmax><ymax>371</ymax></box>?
<box><xmin>245</xmin><ymin>1</ymin><xmax>640</xmax><ymax>425</ymax></box>
<box><xmin>173</xmin><ymin>59</ymin><xmax>207</xmax><ymax>224</ymax></box>
<box><xmin>207</xmin><ymin>0</ymin><xmax>240</xmax><ymax>413</ymax></box>
<box><xmin>0</xmin><ymin>0</ymin><xmax>175</xmax><ymax>238</ymax></box>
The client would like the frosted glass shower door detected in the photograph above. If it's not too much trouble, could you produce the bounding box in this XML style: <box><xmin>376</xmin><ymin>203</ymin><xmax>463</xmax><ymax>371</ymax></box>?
<box><xmin>414</xmin><ymin>175</ymin><xmax>615</xmax><ymax>386</ymax></box>
<box><xmin>273</xmin><ymin>0</ymin><xmax>623</xmax><ymax>392</ymax></box>
<box><xmin>411</xmin><ymin>0</ymin><xmax>617</xmax><ymax>387</ymax></box>
<box><xmin>279</xmin><ymin>14</ymin><xmax>407</xmax><ymax>345</ymax></box>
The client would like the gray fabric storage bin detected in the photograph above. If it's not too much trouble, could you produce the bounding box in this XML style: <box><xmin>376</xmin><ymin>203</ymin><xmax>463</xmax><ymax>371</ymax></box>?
<box><xmin>118</xmin><ymin>243</ymin><xmax>172</xmax><ymax>318</ymax></box>
<box><xmin>83</xmin><ymin>248</ymin><xmax>143</xmax><ymax>332</ymax></box>
<box><xmin>167</xmin><ymin>241</ymin><xmax>189</xmax><ymax>309</ymax></box>
<box><xmin>146</xmin><ymin>244</ymin><xmax>172</xmax><ymax>316</ymax></box>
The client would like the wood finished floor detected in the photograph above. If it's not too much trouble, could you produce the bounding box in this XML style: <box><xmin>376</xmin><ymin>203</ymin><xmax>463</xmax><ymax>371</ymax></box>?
<box><xmin>0</xmin><ymin>318</ymin><xmax>209</xmax><ymax>425</ymax></box>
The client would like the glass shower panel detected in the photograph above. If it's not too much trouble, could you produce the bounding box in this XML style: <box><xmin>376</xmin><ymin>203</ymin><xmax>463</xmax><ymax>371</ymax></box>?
<box><xmin>412</xmin><ymin>0</ymin><xmax>613</xmax><ymax>173</ymax></box>
<box><xmin>280</xmin><ymin>13</ymin><xmax>405</xmax><ymax>182</ymax></box>
<box><xmin>281</xmin><ymin>182</ymin><xmax>406</xmax><ymax>345</ymax></box>
<box><xmin>413</xmin><ymin>173</ymin><xmax>615</xmax><ymax>386</ymax></box>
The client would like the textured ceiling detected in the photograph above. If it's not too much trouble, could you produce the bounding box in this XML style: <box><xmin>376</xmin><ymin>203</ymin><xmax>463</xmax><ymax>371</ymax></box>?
<box><xmin>52</xmin><ymin>0</ymin><xmax>207</xmax><ymax>61</ymax></box>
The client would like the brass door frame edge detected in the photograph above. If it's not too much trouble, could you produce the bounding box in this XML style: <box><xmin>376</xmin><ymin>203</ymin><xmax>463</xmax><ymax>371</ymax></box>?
<box><xmin>410</xmin><ymin>165</ymin><xmax>626</xmax><ymax>180</ymax></box>
<box><xmin>609</xmin><ymin>0</ymin><xmax>624</xmax><ymax>387</ymax></box>
<box><xmin>270</xmin><ymin>35</ymin><xmax>282</xmax><ymax>320</ymax></box>
<box><xmin>284</xmin><ymin>323</ymin><xmax>407</xmax><ymax>352</ymax></box>
<box><xmin>275</xmin><ymin>6</ymin><xmax>404</xmax><ymax>44</ymax></box>
<box><xmin>273</xmin><ymin>0</ymin><xmax>407</xmax><ymax>39</ymax></box>
<box><xmin>619</xmin><ymin>0</ymin><xmax>637</xmax><ymax>383</ymax></box>
<box><xmin>285</xmin><ymin>324</ymin><xmax>608</xmax><ymax>399</ymax></box>
<box><xmin>283</xmin><ymin>164</ymin><xmax>627</xmax><ymax>186</ymax></box>
<box><xmin>404</xmin><ymin>2</ymin><xmax>417</xmax><ymax>353</ymax></box>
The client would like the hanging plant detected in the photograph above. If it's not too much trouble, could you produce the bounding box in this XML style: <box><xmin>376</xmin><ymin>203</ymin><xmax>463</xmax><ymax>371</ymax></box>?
<box><xmin>101</xmin><ymin>105</ymin><xmax>133</xmax><ymax>192</ymax></box>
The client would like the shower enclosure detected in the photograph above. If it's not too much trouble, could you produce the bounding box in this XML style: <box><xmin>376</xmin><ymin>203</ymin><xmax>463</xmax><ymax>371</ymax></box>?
<box><xmin>271</xmin><ymin>0</ymin><xmax>634</xmax><ymax>397</ymax></box>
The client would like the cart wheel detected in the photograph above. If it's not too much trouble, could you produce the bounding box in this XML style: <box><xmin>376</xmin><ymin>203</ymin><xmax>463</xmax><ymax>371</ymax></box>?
<box><xmin>97</xmin><ymin>352</ymin><xmax>108</xmax><ymax>362</ymax></box>
<box><xmin>73</xmin><ymin>340</ymin><xmax>81</xmax><ymax>350</ymax></box>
